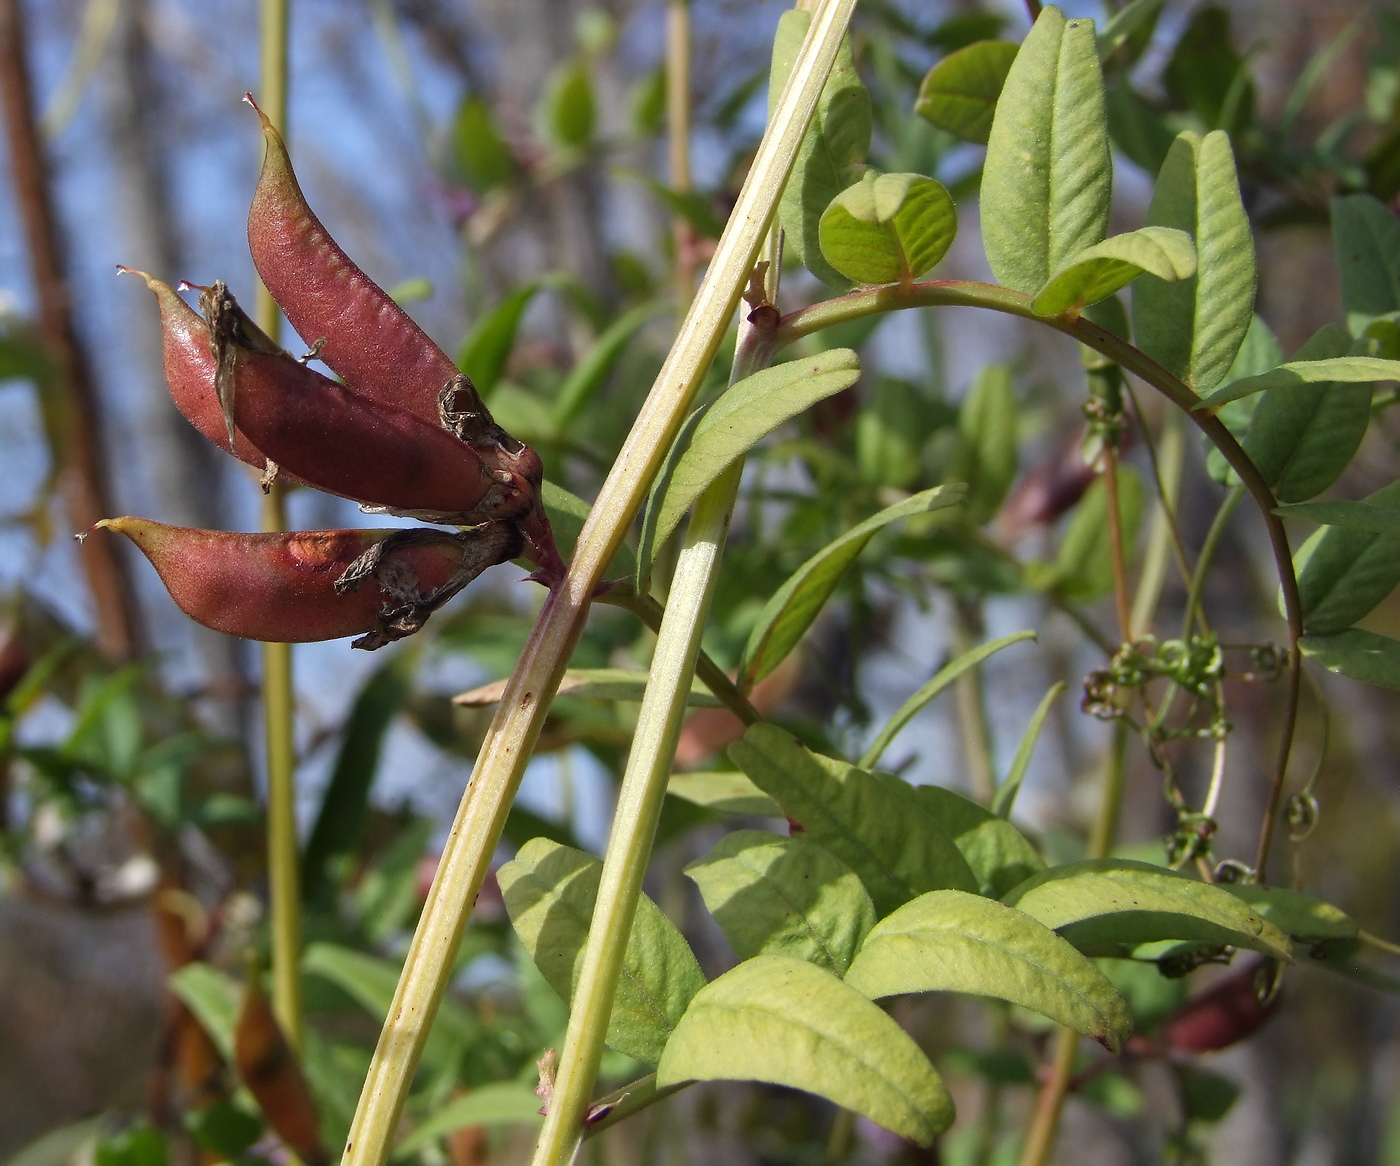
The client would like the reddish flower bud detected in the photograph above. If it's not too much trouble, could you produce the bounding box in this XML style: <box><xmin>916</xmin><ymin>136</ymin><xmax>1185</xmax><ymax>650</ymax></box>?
<box><xmin>1158</xmin><ymin>962</ymin><xmax>1283</xmax><ymax>1054</ymax></box>
<box><xmin>244</xmin><ymin>95</ymin><xmax>458</xmax><ymax>427</ymax></box>
<box><xmin>94</xmin><ymin>517</ymin><xmax>520</xmax><ymax>648</ymax></box>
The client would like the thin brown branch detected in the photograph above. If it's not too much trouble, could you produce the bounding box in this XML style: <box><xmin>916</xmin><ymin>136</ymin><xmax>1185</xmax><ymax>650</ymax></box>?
<box><xmin>0</xmin><ymin>0</ymin><xmax>143</xmax><ymax>661</ymax></box>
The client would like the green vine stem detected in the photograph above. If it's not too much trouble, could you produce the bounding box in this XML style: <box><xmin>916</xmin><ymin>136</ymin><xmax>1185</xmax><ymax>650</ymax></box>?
<box><xmin>339</xmin><ymin>8</ymin><xmax>856</xmax><ymax>1164</ymax></box>
<box><xmin>772</xmin><ymin>281</ymin><xmax>1303</xmax><ymax>882</ymax></box>
<box><xmin>1129</xmin><ymin>407</ymin><xmax>1186</xmax><ymax>638</ymax></box>
<box><xmin>254</xmin><ymin>0</ymin><xmax>302</xmax><ymax>1053</ymax></box>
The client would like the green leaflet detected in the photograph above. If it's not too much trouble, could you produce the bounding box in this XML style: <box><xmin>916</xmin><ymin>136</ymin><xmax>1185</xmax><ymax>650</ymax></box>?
<box><xmin>729</xmin><ymin>724</ymin><xmax>979</xmax><ymax>916</ymax></box>
<box><xmin>666</xmin><ymin>771</ymin><xmax>780</xmax><ymax>817</ymax></box>
<box><xmin>1032</xmin><ymin>226</ymin><xmax>1196</xmax><ymax>317</ymax></box>
<box><xmin>1039</xmin><ymin>470</ymin><xmax>1145</xmax><ymax>601</ymax></box>
<box><xmin>1289</xmin><ymin>483</ymin><xmax>1400</xmax><ymax>634</ymax></box>
<box><xmin>1331</xmin><ymin>193</ymin><xmax>1400</xmax><ymax>335</ymax></box>
<box><xmin>819</xmin><ymin>172</ymin><xmax>957</xmax><ymax>285</ymax></box>
<box><xmin>844</xmin><ymin>890</ymin><xmax>1131</xmax><ymax>1050</ymax></box>
<box><xmin>303</xmin><ymin>943</ymin><xmax>477</xmax><ymax>1070</ymax></box>
<box><xmin>860</xmin><ymin>630</ymin><xmax>1037</xmax><ymax>770</ymax></box>
<box><xmin>1001</xmin><ymin>859</ymin><xmax>1292</xmax><ymax>960</ymax></box>
<box><xmin>395</xmin><ymin>1084</ymin><xmax>544</xmax><ymax>1155</ymax></box>
<box><xmin>1239</xmin><ymin>327</ymin><xmax>1374</xmax><ymax>503</ymax></box>
<box><xmin>856</xmin><ymin>377</ymin><xmax>930</xmax><ymax>489</ymax></box>
<box><xmin>497</xmin><ymin>839</ymin><xmax>706</xmax><ymax>1064</ymax></box>
<box><xmin>542</xmin><ymin>58</ymin><xmax>595</xmax><ymax>149</ymax></box>
<box><xmin>1300</xmin><ymin>628</ymin><xmax>1400</xmax><ymax>691</ymax></box>
<box><xmin>454</xmin><ymin>668</ymin><xmax>720</xmax><ymax>709</ymax></box>
<box><xmin>1205</xmin><ymin>313</ymin><xmax>1282</xmax><ymax>483</ymax></box>
<box><xmin>949</xmin><ymin>364</ymin><xmax>1018</xmax><ymax>524</ymax></box>
<box><xmin>769</xmin><ymin>10</ymin><xmax>872</xmax><ymax>287</ymax></box>
<box><xmin>914</xmin><ymin>40</ymin><xmax>1019</xmax><ymax>144</ymax></box>
<box><xmin>1095</xmin><ymin>0</ymin><xmax>1165</xmax><ymax>61</ymax></box>
<box><xmin>450</xmin><ymin>96</ymin><xmax>515</xmax><ymax>193</ymax></box>
<box><xmin>456</xmin><ymin>280</ymin><xmax>542</xmax><ymax>398</ymax></box>
<box><xmin>302</xmin><ymin>649</ymin><xmax>417</xmax><ymax>901</ymax></box>
<box><xmin>656</xmin><ymin>955</ymin><xmax>953</xmax><ymax>1146</ymax></box>
<box><xmin>686</xmin><ymin>831</ymin><xmax>876</xmax><ymax>975</ymax></box>
<box><xmin>981</xmin><ymin>6</ymin><xmax>1111</xmax><ymax>295</ymax></box>
<box><xmin>738</xmin><ymin>483</ymin><xmax>967</xmax><ymax>692</ymax></box>
<box><xmin>168</xmin><ymin>962</ymin><xmax>240</xmax><ymax>1060</ymax></box>
<box><xmin>911</xmin><ymin>785</ymin><xmax>1046</xmax><ymax>899</ymax></box>
<box><xmin>1201</xmin><ymin>356</ymin><xmax>1400</xmax><ymax>408</ymax></box>
<box><xmin>638</xmin><ymin>349</ymin><xmax>862</xmax><ymax>581</ymax></box>
<box><xmin>552</xmin><ymin>302</ymin><xmax>668</xmax><ymax>428</ymax></box>
<box><xmin>1221</xmin><ymin>885</ymin><xmax>1358</xmax><ymax>944</ymax></box>
<box><xmin>991</xmin><ymin>681</ymin><xmax>1066</xmax><ymax>819</ymax></box>
<box><xmin>1132</xmin><ymin>131</ymin><xmax>1256</xmax><ymax>394</ymax></box>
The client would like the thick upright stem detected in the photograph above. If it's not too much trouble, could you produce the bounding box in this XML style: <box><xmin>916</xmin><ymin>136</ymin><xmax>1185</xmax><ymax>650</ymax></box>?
<box><xmin>0</xmin><ymin>0</ymin><xmax>143</xmax><ymax>662</ymax></box>
<box><xmin>256</xmin><ymin>0</ymin><xmax>301</xmax><ymax>1052</ymax></box>
<box><xmin>339</xmin><ymin>9</ymin><xmax>856</xmax><ymax>1163</ymax></box>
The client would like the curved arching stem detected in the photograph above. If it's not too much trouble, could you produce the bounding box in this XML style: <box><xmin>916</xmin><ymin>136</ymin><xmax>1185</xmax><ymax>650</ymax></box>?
<box><xmin>770</xmin><ymin>279</ymin><xmax>1302</xmax><ymax>881</ymax></box>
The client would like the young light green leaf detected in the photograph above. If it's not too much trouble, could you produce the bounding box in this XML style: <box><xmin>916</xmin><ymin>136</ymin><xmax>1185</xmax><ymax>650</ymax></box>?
<box><xmin>543</xmin><ymin>58</ymin><xmax>595</xmax><ymax>149</ymax></box>
<box><xmin>454</xmin><ymin>668</ymin><xmax>720</xmax><ymax>709</ymax></box>
<box><xmin>1239</xmin><ymin>327</ymin><xmax>1374</xmax><ymax>502</ymax></box>
<box><xmin>981</xmin><ymin>6</ymin><xmax>1111</xmax><ymax>294</ymax></box>
<box><xmin>912</xmin><ymin>785</ymin><xmax>1046</xmax><ymax>899</ymax></box>
<box><xmin>640</xmin><ymin>350</ymin><xmax>862</xmax><ymax>571</ymax></box>
<box><xmin>303</xmin><ymin>943</ymin><xmax>477</xmax><ymax>1069</ymax></box>
<box><xmin>1289</xmin><ymin>482</ymin><xmax>1400</xmax><ymax>634</ymax></box>
<box><xmin>738</xmin><ymin>484</ymin><xmax>966</xmax><ymax>692</ymax></box>
<box><xmin>455</xmin><ymin>281</ymin><xmax>542</xmax><ymax>399</ymax></box>
<box><xmin>1001</xmin><ymin>859</ymin><xmax>1292</xmax><ymax>960</ymax></box>
<box><xmin>914</xmin><ymin>40</ymin><xmax>1019</xmax><ymax>144</ymax></box>
<box><xmin>686</xmin><ymin>831</ymin><xmax>876</xmax><ymax>975</ymax></box>
<box><xmin>666</xmin><ymin>771</ymin><xmax>781</xmax><ymax>817</ymax></box>
<box><xmin>1132</xmin><ymin>131</ymin><xmax>1256</xmax><ymax>394</ymax></box>
<box><xmin>1043</xmin><ymin>471</ymin><xmax>1145</xmax><ymax>601</ymax></box>
<box><xmin>1300</xmin><ymin>628</ymin><xmax>1400</xmax><ymax>691</ymax></box>
<box><xmin>450</xmin><ymin>96</ymin><xmax>515</xmax><ymax>193</ymax></box>
<box><xmin>552</xmin><ymin>302</ymin><xmax>668</xmax><ymax>428</ymax></box>
<box><xmin>819</xmin><ymin>173</ymin><xmax>957</xmax><ymax>285</ymax></box>
<box><xmin>1200</xmin><ymin>356</ymin><xmax>1400</xmax><ymax>409</ymax></box>
<box><xmin>844</xmin><ymin>890</ymin><xmax>1131</xmax><ymax>1050</ymax></box>
<box><xmin>395</xmin><ymin>1083</ymin><xmax>544</xmax><ymax>1155</ymax></box>
<box><xmin>948</xmin><ymin>364</ymin><xmax>1018</xmax><ymax>524</ymax></box>
<box><xmin>169</xmin><ymin>962</ymin><xmax>240</xmax><ymax>1060</ymax></box>
<box><xmin>991</xmin><ymin>681</ymin><xmax>1065</xmax><ymax>818</ymax></box>
<box><xmin>1221</xmin><ymin>885</ymin><xmax>1358</xmax><ymax>944</ymax></box>
<box><xmin>729</xmin><ymin>724</ymin><xmax>980</xmax><ymax>916</ymax></box>
<box><xmin>769</xmin><ymin>10</ymin><xmax>872</xmax><ymax>287</ymax></box>
<box><xmin>861</xmin><ymin>631</ymin><xmax>1035</xmax><ymax>770</ymax></box>
<box><xmin>656</xmin><ymin>955</ymin><xmax>953</xmax><ymax>1145</ymax></box>
<box><xmin>497</xmin><ymin>839</ymin><xmax>706</xmax><ymax>1064</ymax></box>
<box><xmin>1032</xmin><ymin>227</ymin><xmax>1195</xmax><ymax>317</ymax></box>
<box><xmin>1332</xmin><ymin>193</ymin><xmax>1400</xmax><ymax>335</ymax></box>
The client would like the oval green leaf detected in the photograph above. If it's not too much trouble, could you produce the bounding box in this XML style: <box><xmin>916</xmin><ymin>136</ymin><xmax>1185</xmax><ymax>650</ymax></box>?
<box><xmin>819</xmin><ymin>173</ymin><xmax>957</xmax><ymax>285</ymax></box>
<box><xmin>981</xmin><ymin>6</ymin><xmax>1111</xmax><ymax>294</ymax></box>
<box><xmin>949</xmin><ymin>364</ymin><xmax>1018</xmax><ymax>523</ymax></box>
<box><xmin>911</xmin><ymin>785</ymin><xmax>1047</xmax><ymax>899</ymax></box>
<box><xmin>1132</xmin><ymin>131</ymin><xmax>1256</xmax><ymax>395</ymax></box>
<box><xmin>666</xmin><ymin>770</ymin><xmax>781</xmax><ymax>817</ymax></box>
<box><xmin>686</xmin><ymin>831</ymin><xmax>876</xmax><ymax>975</ymax></box>
<box><xmin>1300</xmin><ymin>627</ymin><xmax>1400</xmax><ymax>691</ymax></box>
<box><xmin>738</xmin><ymin>483</ymin><xmax>966</xmax><ymax>692</ymax></box>
<box><xmin>1332</xmin><ymin>193</ymin><xmax>1400</xmax><ymax>335</ymax></box>
<box><xmin>497</xmin><ymin>839</ymin><xmax>707</xmax><ymax>1064</ymax></box>
<box><xmin>844</xmin><ymin>890</ymin><xmax>1131</xmax><ymax>1050</ymax></box>
<box><xmin>1032</xmin><ymin>226</ymin><xmax>1196</xmax><ymax>317</ymax></box>
<box><xmin>639</xmin><ymin>350</ymin><xmax>862</xmax><ymax>576</ymax></box>
<box><xmin>729</xmin><ymin>724</ymin><xmax>980</xmax><ymax>916</ymax></box>
<box><xmin>1289</xmin><ymin>482</ymin><xmax>1400</xmax><ymax>634</ymax></box>
<box><xmin>914</xmin><ymin>40</ymin><xmax>1019</xmax><ymax>144</ymax></box>
<box><xmin>656</xmin><ymin>955</ymin><xmax>953</xmax><ymax>1146</ymax></box>
<box><xmin>1221</xmin><ymin>885</ymin><xmax>1357</xmax><ymax>944</ymax></box>
<box><xmin>1001</xmin><ymin>859</ymin><xmax>1291</xmax><ymax>960</ymax></box>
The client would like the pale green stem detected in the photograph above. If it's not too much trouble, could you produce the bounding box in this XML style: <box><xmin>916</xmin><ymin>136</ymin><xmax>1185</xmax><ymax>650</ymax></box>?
<box><xmin>952</xmin><ymin>600</ymin><xmax>996</xmax><ymax>804</ymax></box>
<box><xmin>339</xmin><ymin>9</ymin><xmax>855</xmax><ymax>1163</ymax></box>
<box><xmin>1130</xmin><ymin>407</ymin><xmax>1184</xmax><ymax>638</ymax></box>
<box><xmin>1181</xmin><ymin>483</ymin><xmax>1245</xmax><ymax>641</ymax></box>
<box><xmin>773</xmin><ymin>283</ymin><xmax>1302</xmax><ymax>887</ymax></box>
<box><xmin>667</xmin><ymin>0</ymin><xmax>694</xmax><ymax>309</ymax></box>
<box><xmin>255</xmin><ymin>0</ymin><xmax>301</xmax><ymax>1054</ymax></box>
<box><xmin>528</xmin><ymin>224</ymin><xmax>779</xmax><ymax>1166</ymax></box>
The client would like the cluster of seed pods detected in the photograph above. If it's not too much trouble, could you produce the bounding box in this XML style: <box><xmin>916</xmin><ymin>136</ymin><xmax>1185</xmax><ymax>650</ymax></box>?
<box><xmin>99</xmin><ymin>97</ymin><xmax>562</xmax><ymax>649</ymax></box>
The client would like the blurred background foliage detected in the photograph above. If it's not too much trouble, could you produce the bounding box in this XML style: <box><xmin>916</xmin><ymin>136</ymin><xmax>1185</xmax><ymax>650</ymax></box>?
<box><xmin>2</xmin><ymin>0</ymin><xmax>1400</xmax><ymax>1164</ymax></box>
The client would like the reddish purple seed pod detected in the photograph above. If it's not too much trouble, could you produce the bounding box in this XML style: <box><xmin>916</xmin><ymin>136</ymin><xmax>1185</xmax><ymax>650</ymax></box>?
<box><xmin>121</xmin><ymin>267</ymin><xmax>274</xmax><ymax>472</ymax></box>
<box><xmin>97</xmin><ymin>518</ymin><xmax>470</xmax><ymax>643</ymax></box>
<box><xmin>244</xmin><ymin>96</ymin><xmax>458</xmax><ymax>425</ymax></box>
<box><xmin>1159</xmin><ymin>963</ymin><xmax>1282</xmax><ymax>1054</ymax></box>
